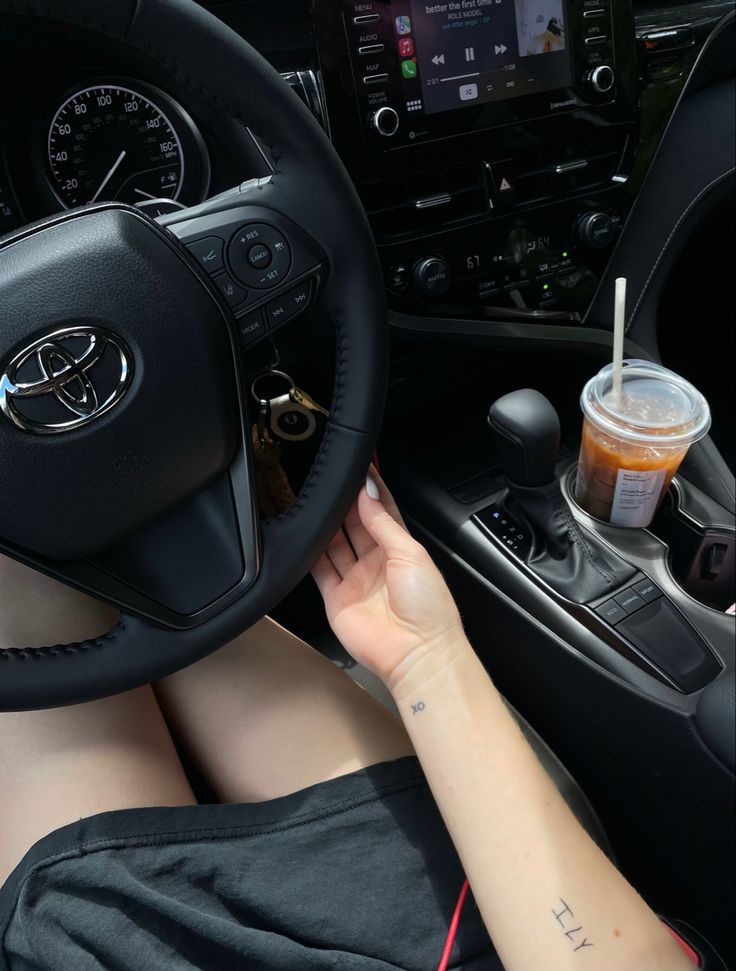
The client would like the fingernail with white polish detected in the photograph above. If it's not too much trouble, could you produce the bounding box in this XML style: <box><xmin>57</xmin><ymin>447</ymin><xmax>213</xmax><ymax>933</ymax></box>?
<box><xmin>366</xmin><ymin>476</ymin><xmax>380</xmax><ymax>500</ymax></box>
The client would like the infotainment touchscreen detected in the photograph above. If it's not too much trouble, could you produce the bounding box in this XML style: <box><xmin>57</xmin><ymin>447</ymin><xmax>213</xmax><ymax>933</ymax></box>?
<box><xmin>397</xmin><ymin>0</ymin><xmax>573</xmax><ymax>115</ymax></box>
<box><xmin>334</xmin><ymin>0</ymin><xmax>615</xmax><ymax>149</ymax></box>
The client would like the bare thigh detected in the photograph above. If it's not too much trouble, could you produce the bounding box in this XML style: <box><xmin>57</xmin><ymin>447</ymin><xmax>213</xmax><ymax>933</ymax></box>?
<box><xmin>0</xmin><ymin>556</ymin><xmax>196</xmax><ymax>885</ymax></box>
<box><xmin>155</xmin><ymin>616</ymin><xmax>414</xmax><ymax>804</ymax></box>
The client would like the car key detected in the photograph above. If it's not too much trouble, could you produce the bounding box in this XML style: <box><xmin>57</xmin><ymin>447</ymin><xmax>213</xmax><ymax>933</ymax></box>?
<box><xmin>251</xmin><ymin>370</ymin><xmax>324</xmax><ymax>443</ymax></box>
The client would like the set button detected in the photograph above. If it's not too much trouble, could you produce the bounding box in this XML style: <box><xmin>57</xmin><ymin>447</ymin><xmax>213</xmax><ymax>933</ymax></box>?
<box><xmin>228</xmin><ymin>223</ymin><xmax>291</xmax><ymax>290</ymax></box>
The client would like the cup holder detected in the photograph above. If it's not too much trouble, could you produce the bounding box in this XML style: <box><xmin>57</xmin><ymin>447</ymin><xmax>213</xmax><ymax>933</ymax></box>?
<box><xmin>650</xmin><ymin>485</ymin><xmax>735</xmax><ymax>612</ymax></box>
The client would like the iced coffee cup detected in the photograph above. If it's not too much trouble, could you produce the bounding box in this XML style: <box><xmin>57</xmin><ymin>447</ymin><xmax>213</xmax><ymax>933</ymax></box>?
<box><xmin>574</xmin><ymin>360</ymin><xmax>711</xmax><ymax>528</ymax></box>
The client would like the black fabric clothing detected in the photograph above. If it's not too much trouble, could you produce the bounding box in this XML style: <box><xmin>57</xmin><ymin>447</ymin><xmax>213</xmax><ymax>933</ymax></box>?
<box><xmin>0</xmin><ymin>757</ymin><xmax>501</xmax><ymax>970</ymax></box>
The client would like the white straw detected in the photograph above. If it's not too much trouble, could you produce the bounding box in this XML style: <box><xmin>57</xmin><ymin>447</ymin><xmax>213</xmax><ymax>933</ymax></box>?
<box><xmin>612</xmin><ymin>277</ymin><xmax>626</xmax><ymax>408</ymax></box>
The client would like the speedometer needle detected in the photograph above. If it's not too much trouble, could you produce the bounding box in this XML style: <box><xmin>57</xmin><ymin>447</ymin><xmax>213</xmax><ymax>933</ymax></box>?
<box><xmin>90</xmin><ymin>150</ymin><xmax>127</xmax><ymax>203</ymax></box>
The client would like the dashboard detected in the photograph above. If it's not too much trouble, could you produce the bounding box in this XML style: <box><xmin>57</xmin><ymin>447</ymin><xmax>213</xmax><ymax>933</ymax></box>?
<box><xmin>0</xmin><ymin>0</ymin><xmax>733</xmax><ymax>325</ymax></box>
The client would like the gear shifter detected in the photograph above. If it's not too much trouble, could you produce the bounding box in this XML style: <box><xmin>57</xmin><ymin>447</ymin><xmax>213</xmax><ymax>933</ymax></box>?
<box><xmin>488</xmin><ymin>389</ymin><xmax>635</xmax><ymax>602</ymax></box>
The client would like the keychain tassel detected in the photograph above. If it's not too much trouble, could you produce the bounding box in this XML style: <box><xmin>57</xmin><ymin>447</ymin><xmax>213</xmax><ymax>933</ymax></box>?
<box><xmin>251</xmin><ymin>424</ymin><xmax>297</xmax><ymax>518</ymax></box>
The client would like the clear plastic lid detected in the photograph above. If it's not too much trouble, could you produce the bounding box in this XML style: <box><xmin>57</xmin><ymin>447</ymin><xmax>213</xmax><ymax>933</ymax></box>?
<box><xmin>580</xmin><ymin>359</ymin><xmax>711</xmax><ymax>447</ymax></box>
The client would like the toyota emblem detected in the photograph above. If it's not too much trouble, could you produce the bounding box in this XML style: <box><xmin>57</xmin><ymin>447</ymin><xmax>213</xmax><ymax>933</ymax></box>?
<box><xmin>0</xmin><ymin>327</ymin><xmax>133</xmax><ymax>434</ymax></box>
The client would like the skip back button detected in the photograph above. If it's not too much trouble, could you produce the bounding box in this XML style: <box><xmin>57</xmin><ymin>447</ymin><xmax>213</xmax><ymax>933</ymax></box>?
<box><xmin>266</xmin><ymin>281</ymin><xmax>312</xmax><ymax>328</ymax></box>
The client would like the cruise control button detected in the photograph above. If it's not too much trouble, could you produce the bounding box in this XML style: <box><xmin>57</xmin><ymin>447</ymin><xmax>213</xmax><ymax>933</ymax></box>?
<box><xmin>248</xmin><ymin>244</ymin><xmax>272</xmax><ymax>268</ymax></box>
<box><xmin>632</xmin><ymin>578</ymin><xmax>662</xmax><ymax>603</ymax></box>
<box><xmin>237</xmin><ymin>309</ymin><xmax>267</xmax><ymax>348</ymax></box>
<box><xmin>595</xmin><ymin>599</ymin><xmax>627</xmax><ymax>626</ymax></box>
<box><xmin>212</xmin><ymin>272</ymin><xmax>247</xmax><ymax>308</ymax></box>
<box><xmin>187</xmin><ymin>236</ymin><xmax>224</xmax><ymax>274</ymax></box>
<box><xmin>614</xmin><ymin>588</ymin><xmax>646</xmax><ymax>615</ymax></box>
<box><xmin>228</xmin><ymin>223</ymin><xmax>291</xmax><ymax>289</ymax></box>
<box><xmin>266</xmin><ymin>281</ymin><xmax>312</xmax><ymax>328</ymax></box>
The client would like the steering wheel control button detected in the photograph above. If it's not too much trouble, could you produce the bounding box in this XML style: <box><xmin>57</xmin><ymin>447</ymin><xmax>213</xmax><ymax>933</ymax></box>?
<box><xmin>266</xmin><ymin>281</ymin><xmax>312</xmax><ymax>328</ymax></box>
<box><xmin>212</xmin><ymin>272</ymin><xmax>247</xmax><ymax>308</ymax></box>
<box><xmin>186</xmin><ymin>236</ymin><xmax>225</xmax><ymax>274</ymax></box>
<box><xmin>613</xmin><ymin>588</ymin><xmax>646</xmax><ymax>616</ymax></box>
<box><xmin>632</xmin><ymin>578</ymin><xmax>663</xmax><ymax>604</ymax></box>
<box><xmin>595</xmin><ymin>599</ymin><xmax>627</xmax><ymax>626</ymax></box>
<box><xmin>248</xmin><ymin>244</ymin><xmax>272</xmax><ymax>269</ymax></box>
<box><xmin>228</xmin><ymin>223</ymin><xmax>291</xmax><ymax>289</ymax></box>
<box><xmin>237</xmin><ymin>309</ymin><xmax>267</xmax><ymax>348</ymax></box>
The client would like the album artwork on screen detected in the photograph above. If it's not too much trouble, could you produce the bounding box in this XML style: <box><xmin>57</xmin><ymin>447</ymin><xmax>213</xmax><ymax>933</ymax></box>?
<box><xmin>515</xmin><ymin>0</ymin><xmax>566</xmax><ymax>57</ymax></box>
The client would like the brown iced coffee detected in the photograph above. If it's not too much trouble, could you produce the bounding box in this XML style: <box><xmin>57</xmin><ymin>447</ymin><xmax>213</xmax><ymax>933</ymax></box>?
<box><xmin>574</xmin><ymin>360</ymin><xmax>711</xmax><ymax>528</ymax></box>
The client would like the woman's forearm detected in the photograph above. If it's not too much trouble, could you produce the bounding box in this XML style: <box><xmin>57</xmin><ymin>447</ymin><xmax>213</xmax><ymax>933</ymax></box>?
<box><xmin>388</xmin><ymin>636</ymin><xmax>691</xmax><ymax>971</ymax></box>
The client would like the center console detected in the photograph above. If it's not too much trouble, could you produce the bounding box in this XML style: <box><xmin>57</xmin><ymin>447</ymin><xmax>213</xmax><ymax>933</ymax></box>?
<box><xmin>313</xmin><ymin>0</ymin><xmax>638</xmax><ymax>318</ymax></box>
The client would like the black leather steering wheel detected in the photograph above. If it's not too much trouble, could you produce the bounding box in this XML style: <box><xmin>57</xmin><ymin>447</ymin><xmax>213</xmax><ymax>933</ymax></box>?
<box><xmin>0</xmin><ymin>0</ymin><xmax>388</xmax><ymax>711</ymax></box>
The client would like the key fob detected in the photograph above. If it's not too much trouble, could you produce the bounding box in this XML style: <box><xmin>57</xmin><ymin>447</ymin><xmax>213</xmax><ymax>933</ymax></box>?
<box><xmin>268</xmin><ymin>393</ymin><xmax>317</xmax><ymax>442</ymax></box>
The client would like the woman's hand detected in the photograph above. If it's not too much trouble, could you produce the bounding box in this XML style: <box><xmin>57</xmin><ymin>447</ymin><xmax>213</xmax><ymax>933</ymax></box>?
<box><xmin>312</xmin><ymin>468</ymin><xmax>465</xmax><ymax>689</ymax></box>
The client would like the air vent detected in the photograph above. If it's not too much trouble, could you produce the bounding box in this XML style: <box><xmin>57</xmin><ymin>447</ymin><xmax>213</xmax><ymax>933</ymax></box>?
<box><xmin>503</xmin><ymin>129</ymin><xmax>629</xmax><ymax>206</ymax></box>
<box><xmin>361</xmin><ymin>161</ymin><xmax>491</xmax><ymax>243</ymax></box>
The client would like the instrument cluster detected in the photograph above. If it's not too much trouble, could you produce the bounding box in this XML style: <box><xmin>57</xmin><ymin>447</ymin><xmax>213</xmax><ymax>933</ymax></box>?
<box><xmin>1</xmin><ymin>75</ymin><xmax>211</xmax><ymax>233</ymax></box>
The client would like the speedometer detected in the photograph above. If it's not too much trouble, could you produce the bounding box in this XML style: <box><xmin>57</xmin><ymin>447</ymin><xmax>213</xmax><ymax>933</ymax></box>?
<box><xmin>47</xmin><ymin>82</ymin><xmax>209</xmax><ymax>209</ymax></box>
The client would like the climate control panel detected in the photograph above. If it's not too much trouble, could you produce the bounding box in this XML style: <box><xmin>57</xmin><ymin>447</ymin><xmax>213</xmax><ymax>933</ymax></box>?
<box><xmin>382</xmin><ymin>198</ymin><xmax>622</xmax><ymax>317</ymax></box>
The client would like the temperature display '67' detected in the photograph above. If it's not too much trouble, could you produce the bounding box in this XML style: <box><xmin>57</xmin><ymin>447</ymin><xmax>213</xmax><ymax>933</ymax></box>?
<box><xmin>47</xmin><ymin>81</ymin><xmax>210</xmax><ymax>210</ymax></box>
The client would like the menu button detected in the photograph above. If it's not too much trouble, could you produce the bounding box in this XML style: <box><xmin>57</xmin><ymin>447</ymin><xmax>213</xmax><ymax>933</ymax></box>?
<box><xmin>353</xmin><ymin>13</ymin><xmax>379</xmax><ymax>23</ymax></box>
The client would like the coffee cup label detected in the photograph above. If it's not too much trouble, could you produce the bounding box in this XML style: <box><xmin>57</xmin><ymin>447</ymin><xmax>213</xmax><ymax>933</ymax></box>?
<box><xmin>610</xmin><ymin>467</ymin><xmax>666</xmax><ymax>528</ymax></box>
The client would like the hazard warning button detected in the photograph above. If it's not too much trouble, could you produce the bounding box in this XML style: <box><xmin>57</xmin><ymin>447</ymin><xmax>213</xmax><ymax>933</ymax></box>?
<box><xmin>491</xmin><ymin>166</ymin><xmax>517</xmax><ymax>207</ymax></box>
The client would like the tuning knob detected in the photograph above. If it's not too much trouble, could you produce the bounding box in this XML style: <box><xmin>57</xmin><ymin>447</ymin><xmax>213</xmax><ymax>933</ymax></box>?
<box><xmin>575</xmin><ymin>211</ymin><xmax>617</xmax><ymax>249</ymax></box>
<box><xmin>584</xmin><ymin>65</ymin><xmax>615</xmax><ymax>94</ymax></box>
<box><xmin>413</xmin><ymin>256</ymin><xmax>451</xmax><ymax>296</ymax></box>
<box><xmin>371</xmin><ymin>106</ymin><xmax>400</xmax><ymax>137</ymax></box>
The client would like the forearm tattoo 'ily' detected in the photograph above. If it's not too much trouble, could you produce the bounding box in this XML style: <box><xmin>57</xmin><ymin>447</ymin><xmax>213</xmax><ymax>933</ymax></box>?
<box><xmin>410</xmin><ymin>701</ymin><xmax>426</xmax><ymax>715</ymax></box>
<box><xmin>553</xmin><ymin>899</ymin><xmax>594</xmax><ymax>953</ymax></box>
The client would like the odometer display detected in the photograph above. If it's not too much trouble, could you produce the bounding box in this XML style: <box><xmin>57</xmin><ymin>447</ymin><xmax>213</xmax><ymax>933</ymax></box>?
<box><xmin>48</xmin><ymin>84</ymin><xmax>185</xmax><ymax>208</ymax></box>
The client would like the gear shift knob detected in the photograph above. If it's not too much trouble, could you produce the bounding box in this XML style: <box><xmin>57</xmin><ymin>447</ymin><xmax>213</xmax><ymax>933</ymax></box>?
<box><xmin>488</xmin><ymin>389</ymin><xmax>561</xmax><ymax>487</ymax></box>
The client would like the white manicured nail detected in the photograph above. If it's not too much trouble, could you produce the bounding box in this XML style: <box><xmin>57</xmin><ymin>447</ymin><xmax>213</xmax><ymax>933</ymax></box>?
<box><xmin>366</xmin><ymin>476</ymin><xmax>380</xmax><ymax>500</ymax></box>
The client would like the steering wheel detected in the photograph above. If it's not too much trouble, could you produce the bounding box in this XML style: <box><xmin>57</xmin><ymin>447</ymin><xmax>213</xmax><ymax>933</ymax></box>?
<box><xmin>0</xmin><ymin>0</ymin><xmax>387</xmax><ymax>711</ymax></box>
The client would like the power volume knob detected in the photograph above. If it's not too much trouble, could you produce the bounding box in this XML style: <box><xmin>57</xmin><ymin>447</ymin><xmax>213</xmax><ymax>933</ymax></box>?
<box><xmin>371</xmin><ymin>106</ymin><xmax>400</xmax><ymax>137</ymax></box>
<box><xmin>585</xmin><ymin>64</ymin><xmax>615</xmax><ymax>94</ymax></box>
<box><xmin>413</xmin><ymin>256</ymin><xmax>451</xmax><ymax>296</ymax></box>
